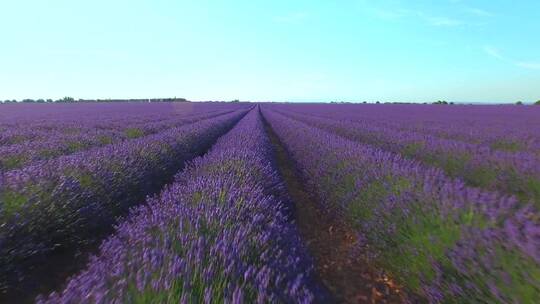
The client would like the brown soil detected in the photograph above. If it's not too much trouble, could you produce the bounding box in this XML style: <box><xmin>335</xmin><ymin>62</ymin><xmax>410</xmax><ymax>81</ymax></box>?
<box><xmin>263</xmin><ymin>118</ymin><xmax>414</xmax><ymax>304</ymax></box>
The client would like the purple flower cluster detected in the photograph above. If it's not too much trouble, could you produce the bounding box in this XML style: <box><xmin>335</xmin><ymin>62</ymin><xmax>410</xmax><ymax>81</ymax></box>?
<box><xmin>0</xmin><ymin>105</ymin><xmax>235</xmax><ymax>171</ymax></box>
<box><xmin>262</xmin><ymin>107</ymin><xmax>540</xmax><ymax>303</ymax></box>
<box><xmin>0</xmin><ymin>107</ymin><xmax>248</xmax><ymax>294</ymax></box>
<box><xmin>273</xmin><ymin>107</ymin><xmax>540</xmax><ymax>207</ymax></box>
<box><xmin>38</xmin><ymin>109</ymin><xmax>322</xmax><ymax>303</ymax></box>
<box><xmin>0</xmin><ymin>102</ymin><xmax>201</xmax><ymax>145</ymax></box>
<box><xmin>281</xmin><ymin>103</ymin><xmax>540</xmax><ymax>153</ymax></box>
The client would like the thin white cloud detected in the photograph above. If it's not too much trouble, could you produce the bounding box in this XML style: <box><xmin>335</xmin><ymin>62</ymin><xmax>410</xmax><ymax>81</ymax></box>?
<box><xmin>466</xmin><ymin>8</ymin><xmax>494</xmax><ymax>17</ymax></box>
<box><xmin>371</xmin><ymin>8</ymin><xmax>405</xmax><ymax>20</ymax></box>
<box><xmin>517</xmin><ymin>62</ymin><xmax>540</xmax><ymax>70</ymax></box>
<box><xmin>483</xmin><ymin>46</ymin><xmax>540</xmax><ymax>70</ymax></box>
<box><xmin>483</xmin><ymin>46</ymin><xmax>504</xmax><ymax>60</ymax></box>
<box><xmin>366</xmin><ymin>6</ymin><xmax>464</xmax><ymax>27</ymax></box>
<box><xmin>273</xmin><ymin>12</ymin><xmax>309</xmax><ymax>24</ymax></box>
<box><xmin>428</xmin><ymin>17</ymin><xmax>463</xmax><ymax>27</ymax></box>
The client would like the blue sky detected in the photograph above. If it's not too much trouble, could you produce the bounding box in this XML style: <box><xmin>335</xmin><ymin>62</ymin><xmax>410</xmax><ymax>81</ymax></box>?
<box><xmin>0</xmin><ymin>0</ymin><xmax>539</xmax><ymax>103</ymax></box>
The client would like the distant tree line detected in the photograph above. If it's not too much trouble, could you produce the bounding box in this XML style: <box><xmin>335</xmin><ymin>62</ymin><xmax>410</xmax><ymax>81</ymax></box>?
<box><xmin>1</xmin><ymin>97</ymin><xmax>191</xmax><ymax>103</ymax></box>
<box><xmin>432</xmin><ymin>100</ymin><xmax>455</xmax><ymax>105</ymax></box>
<box><xmin>516</xmin><ymin>100</ymin><xmax>540</xmax><ymax>105</ymax></box>
<box><xmin>3</xmin><ymin>98</ymin><xmax>540</xmax><ymax>105</ymax></box>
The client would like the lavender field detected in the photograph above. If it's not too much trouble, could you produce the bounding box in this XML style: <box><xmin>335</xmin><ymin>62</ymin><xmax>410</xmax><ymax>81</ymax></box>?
<box><xmin>1</xmin><ymin>102</ymin><xmax>539</xmax><ymax>303</ymax></box>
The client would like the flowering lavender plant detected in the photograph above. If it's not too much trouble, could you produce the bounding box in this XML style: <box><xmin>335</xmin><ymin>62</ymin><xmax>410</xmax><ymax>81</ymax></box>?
<box><xmin>0</xmin><ymin>108</ymin><xmax>248</xmax><ymax>294</ymax></box>
<box><xmin>38</xmin><ymin>109</ymin><xmax>323</xmax><ymax>303</ymax></box>
<box><xmin>262</xmin><ymin>107</ymin><xmax>539</xmax><ymax>303</ymax></box>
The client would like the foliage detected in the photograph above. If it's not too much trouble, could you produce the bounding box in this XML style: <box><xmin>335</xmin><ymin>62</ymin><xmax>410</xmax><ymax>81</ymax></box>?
<box><xmin>38</xmin><ymin>110</ymin><xmax>322</xmax><ymax>303</ymax></box>
<box><xmin>262</xmin><ymin>105</ymin><xmax>540</xmax><ymax>302</ymax></box>
<box><xmin>0</xmin><ymin>105</ymin><xmax>249</xmax><ymax>295</ymax></box>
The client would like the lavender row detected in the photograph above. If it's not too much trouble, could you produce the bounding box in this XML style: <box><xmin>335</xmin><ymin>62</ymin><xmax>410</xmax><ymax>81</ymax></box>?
<box><xmin>281</xmin><ymin>104</ymin><xmax>540</xmax><ymax>153</ymax></box>
<box><xmin>262</xmin><ymin>108</ymin><xmax>539</xmax><ymax>303</ymax></box>
<box><xmin>39</xmin><ymin>109</ymin><xmax>323</xmax><ymax>303</ymax></box>
<box><xmin>0</xmin><ymin>103</ymin><xmax>245</xmax><ymax>147</ymax></box>
<box><xmin>0</xmin><ymin>109</ymin><xmax>234</xmax><ymax>171</ymax></box>
<box><xmin>0</xmin><ymin>109</ymin><xmax>248</xmax><ymax>294</ymax></box>
<box><xmin>275</xmin><ymin>109</ymin><xmax>540</xmax><ymax>207</ymax></box>
<box><xmin>0</xmin><ymin>105</ymin><xmax>177</xmax><ymax>146</ymax></box>
<box><xmin>0</xmin><ymin>102</ymin><xmax>230</xmax><ymax>126</ymax></box>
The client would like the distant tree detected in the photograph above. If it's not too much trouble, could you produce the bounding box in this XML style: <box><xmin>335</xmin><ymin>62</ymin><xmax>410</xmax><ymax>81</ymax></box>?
<box><xmin>516</xmin><ymin>101</ymin><xmax>523</xmax><ymax>105</ymax></box>
<box><xmin>362</xmin><ymin>101</ymin><xmax>367</xmax><ymax>104</ymax></box>
<box><xmin>433</xmin><ymin>100</ymin><xmax>449</xmax><ymax>105</ymax></box>
<box><xmin>58</xmin><ymin>96</ymin><xmax>75</xmax><ymax>103</ymax></box>
<box><xmin>375</xmin><ymin>101</ymin><xmax>380</xmax><ymax>104</ymax></box>
<box><xmin>231</xmin><ymin>99</ymin><xmax>240</xmax><ymax>103</ymax></box>
<box><xmin>22</xmin><ymin>99</ymin><xmax>35</xmax><ymax>103</ymax></box>
<box><xmin>535</xmin><ymin>100</ymin><xmax>540</xmax><ymax>105</ymax></box>
<box><xmin>36</xmin><ymin>99</ymin><xmax>45</xmax><ymax>103</ymax></box>
<box><xmin>46</xmin><ymin>99</ymin><xmax>53</xmax><ymax>103</ymax></box>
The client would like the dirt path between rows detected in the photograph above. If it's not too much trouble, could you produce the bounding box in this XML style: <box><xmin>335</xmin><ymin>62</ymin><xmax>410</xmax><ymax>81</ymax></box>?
<box><xmin>263</xmin><ymin>118</ymin><xmax>413</xmax><ymax>304</ymax></box>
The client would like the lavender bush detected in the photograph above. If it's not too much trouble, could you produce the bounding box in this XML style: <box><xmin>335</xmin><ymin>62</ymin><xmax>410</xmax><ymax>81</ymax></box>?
<box><xmin>262</xmin><ymin>107</ymin><xmax>539</xmax><ymax>303</ymax></box>
<box><xmin>0</xmin><ymin>105</ymin><xmax>235</xmax><ymax>171</ymax></box>
<box><xmin>38</xmin><ymin>109</ymin><xmax>323</xmax><ymax>303</ymax></box>
<box><xmin>2</xmin><ymin>102</ymin><xmax>538</xmax><ymax>303</ymax></box>
<box><xmin>274</xmin><ymin>108</ymin><xmax>540</xmax><ymax>207</ymax></box>
<box><xmin>0</xmin><ymin>109</ymin><xmax>248</xmax><ymax>294</ymax></box>
<box><xmin>276</xmin><ymin>103</ymin><xmax>540</xmax><ymax>153</ymax></box>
